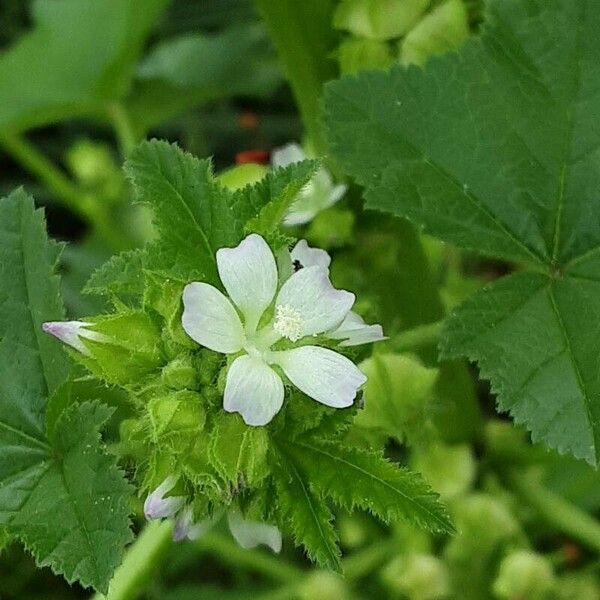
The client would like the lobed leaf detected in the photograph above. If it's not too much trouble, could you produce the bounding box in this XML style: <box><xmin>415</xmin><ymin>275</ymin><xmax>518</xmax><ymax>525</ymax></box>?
<box><xmin>325</xmin><ymin>0</ymin><xmax>600</xmax><ymax>464</ymax></box>
<box><xmin>0</xmin><ymin>192</ymin><xmax>132</xmax><ymax>592</ymax></box>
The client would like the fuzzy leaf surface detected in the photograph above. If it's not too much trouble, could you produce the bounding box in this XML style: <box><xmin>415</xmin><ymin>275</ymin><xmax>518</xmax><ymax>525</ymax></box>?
<box><xmin>273</xmin><ymin>454</ymin><xmax>341</xmax><ymax>571</ymax></box>
<box><xmin>0</xmin><ymin>192</ymin><xmax>132</xmax><ymax>591</ymax></box>
<box><xmin>325</xmin><ymin>0</ymin><xmax>600</xmax><ymax>464</ymax></box>
<box><xmin>284</xmin><ymin>440</ymin><xmax>454</xmax><ymax>534</ymax></box>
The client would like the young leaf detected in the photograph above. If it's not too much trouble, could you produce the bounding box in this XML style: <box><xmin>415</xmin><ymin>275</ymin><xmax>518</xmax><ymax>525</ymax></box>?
<box><xmin>243</xmin><ymin>159</ymin><xmax>318</xmax><ymax>248</ymax></box>
<box><xmin>0</xmin><ymin>192</ymin><xmax>132</xmax><ymax>592</ymax></box>
<box><xmin>273</xmin><ymin>454</ymin><xmax>341</xmax><ymax>571</ymax></box>
<box><xmin>0</xmin><ymin>0</ymin><xmax>169</xmax><ymax>132</ymax></box>
<box><xmin>126</xmin><ymin>140</ymin><xmax>240</xmax><ymax>284</ymax></box>
<box><xmin>284</xmin><ymin>440</ymin><xmax>454</xmax><ymax>534</ymax></box>
<box><xmin>84</xmin><ymin>248</ymin><xmax>145</xmax><ymax>305</ymax></box>
<box><xmin>325</xmin><ymin>0</ymin><xmax>600</xmax><ymax>465</ymax></box>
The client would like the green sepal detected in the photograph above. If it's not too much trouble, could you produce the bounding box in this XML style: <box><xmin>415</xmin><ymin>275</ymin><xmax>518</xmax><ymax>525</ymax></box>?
<box><xmin>73</xmin><ymin>311</ymin><xmax>165</xmax><ymax>386</ymax></box>
<box><xmin>149</xmin><ymin>390</ymin><xmax>206</xmax><ymax>454</ymax></box>
<box><xmin>208</xmin><ymin>413</ymin><xmax>270</xmax><ymax>488</ymax></box>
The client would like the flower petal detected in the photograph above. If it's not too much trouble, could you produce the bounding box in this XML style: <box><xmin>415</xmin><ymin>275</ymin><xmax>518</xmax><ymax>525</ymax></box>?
<box><xmin>291</xmin><ymin>239</ymin><xmax>331</xmax><ymax>270</ymax></box>
<box><xmin>329</xmin><ymin>312</ymin><xmax>386</xmax><ymax>347</ymax></box>
<box><xmin>173</xmin><ymin>506</ymin><xmax>221</xmax><ymax>542</ymax></box>
<box><xmin>275</xmin><ymin>266</ymin><xmax>354</xmax><ymax>336</ymax></box>
<box><xmin>224</xmin><ymin>355</ymin><xmax>284</xmax><ymax>426</ymax></box>
<box><xmin>182</xmin><ymin>282</ymin><xmax>244</xmax><ymax>353</ymax></box>
<box><xmin>216</xmin><ymin>234</ymin><xmax>278</xmax><ymax>331</ymax></box>
<box><xmin>227</xmin><ymin>511</ymin><xmax>282</xmax><ymax>553</ymax></box>
<box><xmin>144</xmin><ymin>476</ymin><xmax>186</xmax><ymax>521</ymax></box>
<box><xmin>42</xmin><ymin>320</ymin><xmax>107</xmax><ymax>356</ymax></box>
<box><xmin>271</xmin><ymin>142</ymin><xmax>306</xmax><ymax>167</ymax></box>
<box><xmin>274</xmin><ymin>346</ymin><xmax>366</xmax><ymax>408</ymax></box>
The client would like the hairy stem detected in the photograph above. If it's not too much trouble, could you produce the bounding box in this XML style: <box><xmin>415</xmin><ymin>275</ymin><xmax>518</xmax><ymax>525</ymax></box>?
<box><xmin>106</xmin><ymin>103</ymin><xmax>138</xmax><ymax>157</ymax></box>
<box><xmin>254</xmin><ymin>0</ymin><xmax>338</xmax><ymax>154</ymax></box>
<box><xmin>0</xmin><ymin>132</ymin><xmax>85</xmax><ymax>213</ymax></box>
<box><xmin>0</xmin><ymin>131</ymin><xmax>128</xmax><ymax>249</ymax></box>
<box><xmin>507</xmin><ymin>470</ymin><xmax>600</xmax><ymax>553</ymax></box>
<box><xmin>93</xmin><ymin>521</ymin><xmax>173</xmax><ymax>600</ymax></box>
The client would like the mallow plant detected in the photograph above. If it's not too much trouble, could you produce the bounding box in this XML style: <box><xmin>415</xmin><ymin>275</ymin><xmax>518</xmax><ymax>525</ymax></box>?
<box><xmin>0</xmin><ymin>139</ymin><xmax>452</xmax><ymax>593</ymax></box>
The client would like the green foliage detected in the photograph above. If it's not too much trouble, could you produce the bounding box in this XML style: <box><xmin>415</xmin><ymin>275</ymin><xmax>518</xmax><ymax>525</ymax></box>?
<box><xmin>208</xmin><ymin>414</ymin><xmax>270</xmax><ymax>487</ymax></box>
<box><xmin>84</xmin><ymin>248</ymin><xmax>145</xmax><ymax>305</ymax></box>
<box><xmin>284</xmin><ymin>440</ymin><xmax>454</xmax><ymax>535</ymax></box>
<box><xmin>333</xmin><ymin>0</ymin><xmax>430</xmax><ymax>40</ymax></box>
<box><xmin>243</xmin><ymin>159</ymin><xmax>318</xmax><ymax>248</ymax></box>
<box><xmin>355</xmin><ymin>353</ymin><xmax>438</xmax><ymax>445</ymax></box>
<box><xmin>325</xmin><ymin>0</ymin><xmax>600</xmax><ymax>465</ymax></box>
<box><xmin>0</xmin><ymin>0</ymin><xmax>169</xmax><ymax>132</ymax></box>
<box><xmin>126</xmin><ymin>140</ymin><xmax>315</xmax><ymax>283</ymax></box>
<box><xmin>273</xmin><ymin>454</ymin><xmax>342</xmax><ymax>571</ymax></box>
<box><xmin>137</xmin><ymin>22</ymin><xmax>281</xmax><ymax>99</ymax></box>
<box><xmin>0</xmin><ymin>192</ymin><xmax>132</xmax><ymax>592</ymax></box>
<box><xmin>12</xmin><ymin>402</ymin><xmax>133</xmax><ymax>593</ymax></box>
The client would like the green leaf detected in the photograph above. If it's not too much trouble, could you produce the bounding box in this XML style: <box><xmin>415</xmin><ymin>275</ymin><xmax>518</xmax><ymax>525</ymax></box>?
<box><xmin>0</xmin><ymin>0</ymin><xmax>168</xmax><ymax>132</ymax></box>
<box><xmin>126</xmin><ymin>140</ymin><xmax>245</xmax><ymax>284</ymax></box>
<box><xmin>0</xmin><ymin>190</ymin><xmax>132</xmax><ymax>591</ymax></box>
<box><xmin>84</xmin><ymin>248</ymin><xmax>145</xmax><ymax>306</ymax></box>
<box><xmin>137</xmin><ymin>22</ymin><xmax>281</xmax><ymax>98</ymax></box>
<box><xmin>443</xmin><ymin>272</ymin><xmax>600</xmax><ymax>464</ymax></box>
<box><xmin>325</xmin><ymin>0</ymin><xmax>600</xmax><ymax>464</ymax></box>
<box><xmin>10</xmin><ymin>402</ymin><xmax>133</xmax><ymax>593</ymax></box>
<box><xmin>243</xmin><ymin>159</ymin><xmax>318</xmax><ymax>248</ymax></box>
<box><xmin>284</xmin><ymin>440</ymin><xmax>454</xmax><ymax>534</ymax></box>
<box><xmin>255</xmin><ymin>0</ymin><xmax>339</xmax><ymax>152</ymax></box>
<box><xmin>273</xmin><ymin>453</ymin><xmax>341</xmax><ymax>571</ymax></box>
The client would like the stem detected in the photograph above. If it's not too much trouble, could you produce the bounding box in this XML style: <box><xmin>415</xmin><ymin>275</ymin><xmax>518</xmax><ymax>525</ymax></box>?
<box><xmin>0</xmin><ymin>131</ymin><xmax>84</xmax><ymax>213</ymax></box>
<box><xmin>106</xmin><ymin>103</ymin><xmax>138</xmax><ymax>157</ymax></box>
<box><xmin>390</xmin><ymin>320</ymin><xmax>444</xmax><ymax>353</ymax></box>
<box><xmin>342</xmin><ymin>538</ymin><xmax>397</xmax><ymax>581</ymax></box>
<box><xmin>194</xmin><ymin>532</ymin><xmax>303</xmax><ymax>583</ymax></box>
<box><xmin>93</xmin><ymin>521</ymin><xmax>173</xmax><ymax>600</ymax></box>
<box><xmin>507</xmin><ymin>470</ymin><xmax>600</xmax><ymax>553</ymax></box>
<box><xmin>254</xmin><ymin>0</ymin><xmax>338</xmax><ymax>154</ymax></box>
<box><xmin>0</xmin><ymin>131</ymin><xmax>129</xmax><ymax>250</ymax></box>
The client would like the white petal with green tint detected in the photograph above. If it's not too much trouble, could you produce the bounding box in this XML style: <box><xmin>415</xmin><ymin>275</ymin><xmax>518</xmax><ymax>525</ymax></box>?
<box><xmin>275</xmin><ymin>266</ymin><xmax>354</xmax><ymax>337</ymax></box>
<box><xmin>291</xmin><ymin>239</ymin><xmax>331</xmax><ymax>270</ymax></box>
<box><xmin>182</xmin><ymin>282</ymin><xmax>244</xmax><ymax>353</ymax></box>
<box><xmin>224</xmin><ymin>355</ymin><xmax>284</xmax><ymax>426</ymax></box>
<box><xmin>216</xmin><ymin>234</ymin><xmax>278</xmax><ymax>331</ymax></box>
<box><xmin>329</xmin><ymin>312</ymin><xmax>386</xmax><ymax>347</ymax></box>
<box><xmin>227</xmin><ymin>511</ymin><xmax>282</xmax><ymax>553</ymax></box>
<box><xmin>275</xmin><ymin>346</ymin><xmax>366</xmax><ymax>408</ymax></box>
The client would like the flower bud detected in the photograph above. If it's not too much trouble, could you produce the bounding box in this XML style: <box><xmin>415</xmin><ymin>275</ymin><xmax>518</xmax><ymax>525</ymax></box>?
<box><xmin>42</xmin><ymin>320</ymin><xmax>107</xmax><ymax>356</ymax></box>
<box><xmin>381</xmin><ymin>554</ymin><xmax>450</xmax><ymax>599</ymax></box>
<box><xmin>298</xmin><ymin>572</ymin><xmax>351</xmax><ymax>600</ymax></box>
<box><xmin>144</xmin><ymin>476</ymin><xmax>186</xmax><ymax>521</ymax></box>
<box><xmin>161</xmin><ymin>356</ymin><xmax>197</xmax><ymax>390</ymax></box>
<box><xmin>493</xmin><ymin>550</ymin><xmax>556</xmax><ymax>599</ymax></box>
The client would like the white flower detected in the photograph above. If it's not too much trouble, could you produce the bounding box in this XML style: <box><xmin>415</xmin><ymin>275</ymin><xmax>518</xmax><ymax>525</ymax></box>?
<box><xmin>272</xmin><ymin>143</ymin><xmax>347</xmax><ymax>226</ymax></box>
<box><xmin>182</xmin><ymin>234</ymin><xmax>370</xmax><ymax>426</ymax></box>
<box><xmin>174</xmin><ymin>507</ymin><xmax>282</xmax><ymax>553</ymax></box>
<box><xmin>290</xmin><ymin>241</ymin><xmax>386</xmax><ymax>348</ymax></box>
<box><xmin>42</xmin><ymin>320</ymin><xmax>108</xmax><ymax>356</ymax></box>
<box><xmin>144</xmin><ymin>476</ymin><xmax>186</xmax><ymax>521</ymax></box>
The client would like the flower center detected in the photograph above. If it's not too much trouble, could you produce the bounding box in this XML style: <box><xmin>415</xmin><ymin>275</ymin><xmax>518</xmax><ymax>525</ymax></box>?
<box><xmin>273</xmin><ymin>304</ymin><xmax>303</xmax><ymax>342</ymax></box>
